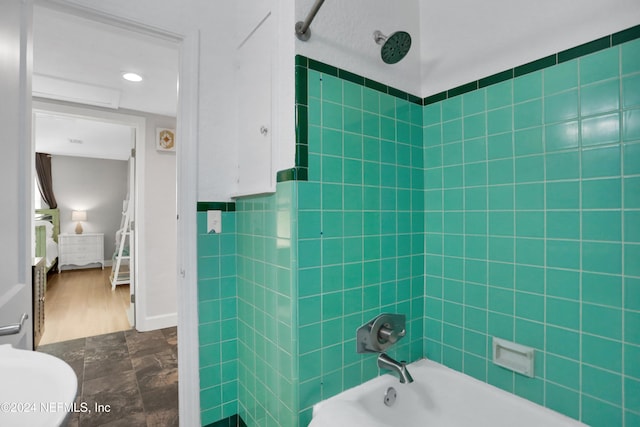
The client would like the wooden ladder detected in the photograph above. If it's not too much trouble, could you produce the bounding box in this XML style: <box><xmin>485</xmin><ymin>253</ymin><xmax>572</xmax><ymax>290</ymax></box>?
<box><xmin>110</xmin><ymin>200</ymin><xmax>131</xmax><ymax>290</ymax></box>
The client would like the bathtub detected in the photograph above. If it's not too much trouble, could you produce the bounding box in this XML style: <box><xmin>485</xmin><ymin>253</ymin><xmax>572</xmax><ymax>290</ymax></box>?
<box><xmin>309</xmin><ymin>358</ymin><xmax>585</xmax><ymax>427</ymax></box>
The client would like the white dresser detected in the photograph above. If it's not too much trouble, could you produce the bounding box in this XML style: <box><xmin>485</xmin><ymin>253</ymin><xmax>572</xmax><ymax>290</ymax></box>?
<box><xmin>58</xmin><ymin>233</ymin><xmax>104</xmax><ymax>272</ymax></box>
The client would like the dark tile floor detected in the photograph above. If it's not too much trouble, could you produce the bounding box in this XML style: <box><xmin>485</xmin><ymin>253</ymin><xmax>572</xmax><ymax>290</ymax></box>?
<box><xmin>38</xmin><ymin>327</ymin><xmax>178</xmax><ymax>427</ymax></box>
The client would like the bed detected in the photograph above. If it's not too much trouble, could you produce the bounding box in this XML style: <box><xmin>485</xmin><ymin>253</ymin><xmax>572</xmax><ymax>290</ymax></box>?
<box><xmin>35</xmin><ymin>208</ymin><xmax>60</xmax><ymax>273</ymax></box>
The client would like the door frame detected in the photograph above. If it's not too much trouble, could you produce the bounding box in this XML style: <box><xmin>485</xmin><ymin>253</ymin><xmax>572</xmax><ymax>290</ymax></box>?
<box><xmin>32</xmin><ymin>101</ymin><xmax>145</xmax><ymax>329</ymax></box>
<box><xmin>32</xmin><ymin>2</ymin><xmax>201</xmax><ymax>424</ymax></box>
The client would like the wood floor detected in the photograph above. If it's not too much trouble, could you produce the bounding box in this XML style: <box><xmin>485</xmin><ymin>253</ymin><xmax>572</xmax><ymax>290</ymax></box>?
<box><xmin>39</xmin><ymin>268</ymin><xmax>131</xmax><ymax>346</ymax></box>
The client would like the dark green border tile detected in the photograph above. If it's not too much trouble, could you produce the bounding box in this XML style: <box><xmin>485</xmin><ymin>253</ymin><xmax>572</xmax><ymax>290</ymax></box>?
<box><xmin>338</xmin><ymin>69</ymin><xmax>365</xmax><ymax>85</ymax></box>
<box><xmin>308</xmin><ymin>58</ymin><xmax>338</xmax><ymax>76</ymax></box>
<box><xmin>514</xmin><ymin>54</ymin><xmax>557</xmax><ymax>77</ymax></box>
<box><xmin>408</xmin><ymin>93</ymin><xmax>423</xmax><ymax>105</ymax></box>
<box><xmin>295</xmin><ymin>55</ymin><xmax>308</xmax><ymax>67</ymax></box>
<box><xmin>277</xmin><ymin>167</ymin><xmax>309</xmax><ymax>182</ymax></box>
<box><xmin>364</xmin><ymin>78</ymin><xmax>387</xmax><ymax>93</ymax></box>
<box><xmin>197</xmin><ymin>202</ymin><xmax>236</xmax><ymax>212</ymax></box>
<box><xmin>448</xmin><ymin>81</ymin><xmax>478</xmax><ymax>97</ymax></box>
<box><xmin>479</xmin><ymin>69</ymin><xmax>514</xmax><ymax>88</ymax></box>
<box><xmin>388</xmin><ymin>87</ymin><xmax>409</xmax><ymax>100</ymax></box>
<box><xmin>424</xmin><ymin>91</ymin><xmax>447</xmax><ymax>106</ymax></box>
<box><xmin>296</xmin><ymin>143</ymin><xmax>309</xmax><ymax>167</ymax></box>
<box><xmin>612</xmin><ymin>24</ymin><xmax>640</xmax><ymax>45</ymax></box>
<box><xmin>558</xmin><ymin>36</ymin><xmax>611</xmax><ymax>63</ymax></box>
<box><xmin>205</xmin><ymin>414</ymin><xmax>247</xmax><ymax>427</ymax></box>
<box><xmin>295</xmin><ymin>65</ymin><xmax>308</xmax><ymax>106</ymax></box>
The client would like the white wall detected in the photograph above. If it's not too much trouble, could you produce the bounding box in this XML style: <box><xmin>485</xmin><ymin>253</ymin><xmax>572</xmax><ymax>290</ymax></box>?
<box><xmin>141</xmin><ymin>114</ymin><xmax>178</xmax><ymax>324</ymax></box>
<box><xmin>418</xmin><ymin>0</ymin><xmax>640</xmax><ymax>97</ymax></box>
<box><xmin>52</xmin><ymin>155</ymin><xmax>128</xmax><ymax>263</ymax></box>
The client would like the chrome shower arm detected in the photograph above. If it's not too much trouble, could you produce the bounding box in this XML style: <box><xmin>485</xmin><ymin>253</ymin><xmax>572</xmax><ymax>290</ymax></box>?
<box><xmin>295</xmin><ymin>0</ymin><xmax>326</xmax><ymax>41</ymax></box>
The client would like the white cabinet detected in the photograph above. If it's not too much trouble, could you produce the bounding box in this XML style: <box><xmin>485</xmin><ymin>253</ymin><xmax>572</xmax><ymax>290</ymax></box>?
<box><xmin>236</xmin><ymin>10</ymin><xmax>275</xmax><ymax>196</ymax></box>
<box><xmin>58</xmin><ymin>233</ymin><xmax>104</xmax><ymax>272</ymax></box>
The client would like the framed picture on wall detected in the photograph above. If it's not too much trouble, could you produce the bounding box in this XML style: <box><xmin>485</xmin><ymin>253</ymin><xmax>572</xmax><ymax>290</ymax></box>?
<box><xmin>156</xmin><ymin>128</ymin><xmax>176</xmax><ymax>152</ymax></box>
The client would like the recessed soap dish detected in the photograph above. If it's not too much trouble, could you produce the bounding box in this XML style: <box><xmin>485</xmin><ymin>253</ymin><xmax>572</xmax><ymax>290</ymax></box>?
<box><xmin>492</xmin><ymin>337</ymin><xmax>535</xmax><ymax>377</ymax></box>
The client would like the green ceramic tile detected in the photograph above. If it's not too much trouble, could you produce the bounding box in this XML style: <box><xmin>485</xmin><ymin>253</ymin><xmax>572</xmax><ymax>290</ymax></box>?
<box><xmin>624</xmin><ymin>74</ymin><xmax>640</xmax><ymax>110</ymax></box>
<box><xmin>515</xmin><ymin>292</ymin><xmax>543</xmax><ymax>322</ymax></box>
<box><xmin>582</xmin><ymin>79</ymin><xmax>621</xmax><ymax>116</ymax></box>
<box><xmin>443</xmin><ymin>142</ymin><xmax>463</xmax><ymax>166</ymax></box>
<box><xmin>582</xmin><ymin>365</ymin><xmax>622</xmax><ymax>405</ymax></box>
<box><xmin>488</xmin><ymin>286</ymin><xmax>513</xmax><ymax>315</ymax></box>
<box><xmin>581</xmin><ymin>396</ymin><xmax>623</xmax><ymax>427</ymax></box>
<box><xmin>487</xmin><ymin>80</ymin><xmax>513</xmax><ymax>109</ymax></box>
<box><xmin>464</xmin><ymin>137</ymin><xmax>487</xmax><ymax>163</ymax></box>
<box><xmin>465</xmin><ymin>162</ymin><xmax>487</xmax><ymax>187</ymax></box>
<box><xmin>343</xmin><ymin>81</ymin><xmax>362</xmax><ymax>109</ymax></box>
<box><xmin>487</xmin><ymin>106</ymin><xmax>513</xmax><ymax>135</ymax></box>
<box><xmin>488</xmin><ymin>311</ymin><xmax>514</xmax><ymax>340</ymax></box>
<box><xmin>363</xmin><ymin>87</ymin><xmax>380</xmax><ymax>114</ymax></box>
<box><xmin>622</xmin><ymin>38</ymin><xmax>640</xmax><ymax>74</ymax></box>
<box><xmin>545</xmin><ymin>268</ymin><xmax>579</xmax><ymax>300</ymax></box>
<box><xmin>544</xmin><ymin>121</ymin><xmax>579</xmax><ymax>152</ymax></box>
<box><xmin>465</xmin><ymin>187</ymin><xmax>487</xmax><ymax>210</ymax></box>
<box><xmin>545</xmin><ymin>383</ymin><xmax>579</xmax><ymax>420</ymax></box>
<box><xmin>488</xmin><ymin>185</ymin><xmax>514</xmax><ymax>210</ymax></box>
<box><xmin>624</xmin><ymin>109</ymin><xmax>640</xmax><ymax>141</ymax></box>
<box><xmin>514</xmin><ymin>127</ymin><xmax>544</xmax><ymax>156</ymax></box>
<box><xmin>514</xmin><ymin>72</ymin><xmax>542</xmax><ymax>103</ymax></box>
<box><xmin>626</xmin><ymin>310</ymin><xmax>640</xmax><ymax>345</ymax></box>
<box><xmin>546</xmin><ymin>297</ymin><xmax>580</xmax><ymax>330</ymax></box>
<box><xmin>544</xmin><ymin>90</ymin><xmax>578</xmax><ymax>124</ymax></box>
<box><xmin>545</xmin><ymin>150</ymin><xmax>579</xmax><ymax>181</ymax></box>
<box><xmin>546</xmin><ymin>211</ymin><xmax>580</xmax><ymax>239</ymax></box>
<box><xmin>582</xmin><ymin>334</ymin><xmax>622</xmax><ymax>372</ymax></box>
<box><xmin>515</xmin><ymin>266</ymin><xmax>543</xmax><ymax>295</ymax></box>
<box><xmin>582</xmin><ymin>242</ymin><xmax>622</xmax><ymax>274</ymax></box>
<box><xmin>515</xmin><ymin>211</ymin><xmax>544</xmax><ymax>238</ymax></box>
<box><xmin>488</xmin><ymin>159</ymin><xmax>513</xmax><ymax>185</ymax></box>
<box><xmin>544</xmin><ymin>60</ymin><xmax>578</xmax><ymax>95</ymax></box>
<box><xmin>581</xmin><ymin>178</ymin><xmax>621</xmax><ymax>209</ymax></box>
<box><xmin>488</xmin><ymin>236</ymin><xmax>514</xmax><ymax>262</ymax></box>
<box><xmin>515</xmin><ymin>183</ymin><xmax>544</xmax><ymax>210</ymax></box>
<box><xmin>546</xmin><ymin>239</ymin><xmax>580</xmax><ymax>270</ymax></box>
<box><xmin>626</xmin><ymin>176</ymin><xmax>640</xmax><ymax>208</ymax></box>
<box><xmin>442</xmin><ymin>96</ymin><xmax>462</xmax><ymax>121</ymax></box>
<box><xmin>488</xmin><ymin>132</ymin><xmax>513</xmax><ymax>160</ymax></box>
<box><xmin>546</xmin><ymin>354</ymin><xmax>580</xmax><ymax>390</ymax></box>
<box><xmin>582</xmin><ymin>145</ymin><xmax>621</xmax><ymax>179</ymax></box>
<box><xmin>488</xmin><ymin>211</ymin><xmax>513</xmax><ymax>236</ymax></box>
<box><xmin>626</xmin><ymin>210</ymin><xmax>640</xmax><ymax>243</ymax></box>
<box><xmin>582</xmin><ymin>210</ymin><xmax>622</xmax><ymax>241</ymax></box>
<box><xmin>463</xmin><ymin>89</ymin><xmax>486</xmax><ymax>116</ymax></box>
<box><xmin>580</xmin><ymin>47</ymin><xmax>620</xmax><ymax>85</ymax></box>
<box><xmin>546</xmin><ymin>325</ymin><xmax>580</xmax><ymax>360</ymax></box>
<box><xmin>463</xmin><ymin>213</ymin><xmax>486</xmax><ymax>239</ymax></box>
<box><xmin>362</xmin><ymin>112</ymin><xmax>380</xmax><ymax>138</ymax></box>
<box><xmin>515</xmin><ymin>155</ymin><xmax>544</xmax><ymax>183</ymax></box>
<box><xmin>515</xmin><ymin>238</ymin><xmax>544</xmax><ymax>266</ymax></box>
<box><xmin>623</xmin><ymin>144</ymin><xmax>640</xmax><ymax>175</ymax></box>
<box><xmin>443</xmin><ymin>119</ymin><xmax>463</xmax><ymax>143</ymax></box>
<box><xmin>464</xmin><ymin>113</ymin><xmax>486</xmax><ymax>139</ymax></box>
<box><xmin>514</xmin><ymin>100</ymin><xmax>542</xmax><ymax>130</ymax></box>
<box><xmin>583</xmin><ymin>303</ymin><xmax>622</xmax><ymax>339</ymax></box>
<box><xmin>514</xmin><ymin>376</ymin><xmax>544</xmax><ymax>406</ymax></box>
<box><xmin>582</xmin><ymin>113</ymin><xmax>620</xmax><ymax>146</ymax></box>
<box><xmin>487</xmin><ymin>360</ymin><xmax>514</xmax><ymax>392</ymax></box>
<box><xmin>515</xmin><ymin>318</ymin><xmax>543</xmax><ymax>349</ymax></box>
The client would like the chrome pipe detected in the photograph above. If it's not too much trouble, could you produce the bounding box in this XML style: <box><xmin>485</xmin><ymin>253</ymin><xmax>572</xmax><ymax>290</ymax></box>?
<box><xmin>295</xmin><ymin>0</ymin><xmax>326</xmax><ymax>41</ymax></box>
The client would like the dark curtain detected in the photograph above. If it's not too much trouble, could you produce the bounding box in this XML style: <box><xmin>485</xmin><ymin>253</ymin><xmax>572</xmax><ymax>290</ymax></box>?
<box><xmin>35</xmin><ymin>152</ymin><xmax>57</xmax><ymax>209</ymax></box>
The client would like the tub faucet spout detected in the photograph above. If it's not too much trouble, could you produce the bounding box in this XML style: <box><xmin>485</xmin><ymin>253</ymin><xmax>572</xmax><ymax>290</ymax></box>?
<box><xmin>377</xmin><ymin>353</ymin><xmax>414</xmax><ymax>384</ymax></box>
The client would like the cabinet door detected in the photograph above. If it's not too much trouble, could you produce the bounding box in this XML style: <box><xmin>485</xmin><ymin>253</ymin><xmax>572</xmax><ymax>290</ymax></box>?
<box><xmin>236</xmin><ymin>11</ymin><xmax>274</xmax><ymax>196</ymax></box>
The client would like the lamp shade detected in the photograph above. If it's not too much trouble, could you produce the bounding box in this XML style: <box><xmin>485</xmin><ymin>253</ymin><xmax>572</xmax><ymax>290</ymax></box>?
<box><xmin>71</xmin><ymin>210</ymin><xmax>87</xmax><ymax>221</ymax></box>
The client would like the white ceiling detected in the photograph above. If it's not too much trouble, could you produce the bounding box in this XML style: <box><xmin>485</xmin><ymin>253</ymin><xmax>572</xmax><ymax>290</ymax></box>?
<box><xmin>33</xmin><ymin>5</ymin><xmax>179</xmax><ymax>160</ymax></box>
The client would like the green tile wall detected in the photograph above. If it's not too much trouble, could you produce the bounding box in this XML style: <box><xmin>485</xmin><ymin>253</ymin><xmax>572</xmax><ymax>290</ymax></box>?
<box><xmin>236</xmin><ymin>184</ymin><xmax>299</xmax><ymax>427</ymax></box>
<box><xmin>296</xmin><ymin>62</ymin><xmax>425</xmax><ymax>425</ymax></box>
<box><xmin>197</xmin><ymin>211</ymin><xmax>238</xmax><ymax>425</ymax></box>
<box><xmin>423</xmin><ymin>39</ymin><xmax>640</xmax><ymax>426</ymax></box>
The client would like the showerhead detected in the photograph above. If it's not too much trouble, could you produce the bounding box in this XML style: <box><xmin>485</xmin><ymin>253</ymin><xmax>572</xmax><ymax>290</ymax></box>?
<box><xmin>374</xmin><ymin>30</ymin><xmax>412</xmax><ymax>64</ymax></box>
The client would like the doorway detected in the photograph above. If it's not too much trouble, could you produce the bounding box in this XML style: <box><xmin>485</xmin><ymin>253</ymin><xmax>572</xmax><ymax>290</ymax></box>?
<box><xmin>33</xmin><ymin>105</ymin><xmax>141</xmax><ymax>345</ymax></box>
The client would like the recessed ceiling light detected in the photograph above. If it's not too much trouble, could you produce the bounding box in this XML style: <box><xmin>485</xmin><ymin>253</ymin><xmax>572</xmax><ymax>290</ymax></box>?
<box><xmin>122</xmin><ymin>72</ymin><xmax>143</xmax><ymax>82</ymax></box>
